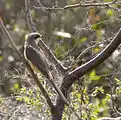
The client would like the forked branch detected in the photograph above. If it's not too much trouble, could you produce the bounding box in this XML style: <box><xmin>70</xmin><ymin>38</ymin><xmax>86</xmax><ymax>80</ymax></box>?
<box><xmin>54</xmin><ymin>28</ymin><xmax>121</xmax><ymax>120</ymax></box>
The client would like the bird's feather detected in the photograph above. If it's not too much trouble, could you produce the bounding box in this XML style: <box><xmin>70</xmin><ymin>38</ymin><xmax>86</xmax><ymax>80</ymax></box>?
<box><xmin>25</xmin><ymin>45</ymin><xmax>50</xmax><ymax>79</ymax></box>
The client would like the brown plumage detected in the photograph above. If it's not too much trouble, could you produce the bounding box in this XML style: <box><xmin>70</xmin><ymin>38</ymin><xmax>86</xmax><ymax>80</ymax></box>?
<box><xmin>24</xmin><ymin>33</ymin><xmax>51</xmax><ymax>79</ymax></box>
<box><xmin>24</xmin><ymin>33</ymin><xmax>69</xmax><ymax>105</ymax></box>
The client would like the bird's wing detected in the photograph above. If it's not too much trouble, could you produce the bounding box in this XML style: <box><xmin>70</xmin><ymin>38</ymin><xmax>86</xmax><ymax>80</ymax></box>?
<box><xmin>25</xmin><ymin>45</ymin><xmax>69</xmax><ymax>105</ymax></box>
<box><xmin>36</xmin><ymin>38</ymin><xmax>49</xmax><ymax>59</ymax></box>
<box><xmin>25</xmin><ymin>45</ymin><xmax>50</xmax><ymax>78</ymax></box>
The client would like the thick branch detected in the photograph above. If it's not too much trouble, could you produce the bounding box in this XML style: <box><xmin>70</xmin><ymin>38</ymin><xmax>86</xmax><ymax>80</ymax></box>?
<box><xmin>66</xmin><ymin>28</ymin><xmax>121</xmax><ymax>87</ymax></box>
<box><xmin>54</xmin><ymin>28</ymin><xmax>121</xmax><ymax>119</ymax></box>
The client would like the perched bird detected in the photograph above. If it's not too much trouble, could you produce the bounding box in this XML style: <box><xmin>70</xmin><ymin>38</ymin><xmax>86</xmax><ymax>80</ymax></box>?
<box><xmin>24</xmin><ymin>32</ymin><xmax>69</xmax><ymax>105</ymax></box>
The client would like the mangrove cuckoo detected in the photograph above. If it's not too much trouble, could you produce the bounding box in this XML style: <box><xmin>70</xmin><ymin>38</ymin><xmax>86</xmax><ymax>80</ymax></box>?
<box><xmin>24</xmin><ymin>32</ymin><xmax>69</xmax><ymax>105</ymax></box>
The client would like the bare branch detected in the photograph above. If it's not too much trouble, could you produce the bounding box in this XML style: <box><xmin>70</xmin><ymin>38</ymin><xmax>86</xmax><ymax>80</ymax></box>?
<box><xmin>25</xmin><ymin>0</ymin><xmax>67</xmax><ymax>75</ymax></box>
<box><xmin>98</xmin><ymin>117</ymin><xmax>121</xmax><ymax>120</ymax></box>
<box><xmin>37</xmin><ymin>40</ymin><xmax>68</xmax><ymax>75</ymax></box>
<box><xmin>110</xmin><ymin>84</ymin><xmax>121</xmax><ymax>116</ymax></box>
<box><xmin>64</xmin><ymin>0</ymin><xmax>116</xmax><ymax>9</ymax></box>
<box><xmin>0</xmin><ymin>18</ymin><xmax>54</xmax><ymax>111</ymax></box>
<box><xmin>34</xmin><ymin>0</ymin><xmax>119</xmax><ymax>11</ymax></box>
<box><xmin>54</xmin><ymin>28</ymin><xmax>121</xmax><ymax>119</ymax></box>
<box><xmin>25</xmin><ymin>0</ymin><xmax>37</xmax><ymax>32</ymax></box>
<box><xmin>65</xmin><ymin>28</ymin><xmax>121</xmax><ymax>88</ymax></box>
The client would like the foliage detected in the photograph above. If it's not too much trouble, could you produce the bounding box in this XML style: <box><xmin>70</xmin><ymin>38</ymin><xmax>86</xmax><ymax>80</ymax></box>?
<box><xmin>0</xmin><ymin>0</ymin><xmax>121</xmax><ymax>120</ymax></box>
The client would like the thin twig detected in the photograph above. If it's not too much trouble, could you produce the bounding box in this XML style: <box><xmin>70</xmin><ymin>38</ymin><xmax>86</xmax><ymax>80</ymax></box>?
<box><xmin>110</xmin><ymin>83</ymin><xmax>121</xmax><ymax>116</ymax></box>
<box><xmin>55</xmin><ymin>28</ymin><xmax>121</xmax><ymax>119</ymax></box>
<box><xmin>25</xmin><ymin>0</ymin><xmax>68</xmax><ymax>75</ymax></box>
<box><xmin>25</xmin><ymin>0</ymin><xmax>37</xmax><ymax>32</ymax></box>
<box><xmin>34</xmin><ymin>0</ymin><xmax>118</xmax><ymax>11</ymax></box>
<box><xmin>38</xmin><ymin>40</ymin><xmax>68</xmax><ymax>75</ymax></box>
<box><xmin>64</xmin><ymin>0</ymin><xmax>116</xmax><ymax>9</ymax></box>
<box><xmin>0</xmin><ymin>17</ymin><xmax>54</xmax><ymax>110</ymax></box>
<box><xmin>69</xmin><ymin>28</ymin><xmax>121</xmax><ymax>82</ymax></box>
<box><xmin>36</xmin><ymin>0</ymin><xmax>46</xmax><ymax>12</ymax></box>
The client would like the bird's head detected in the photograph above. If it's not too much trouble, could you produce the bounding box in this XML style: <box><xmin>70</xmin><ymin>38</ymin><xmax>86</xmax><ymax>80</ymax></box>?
<box><xmin>25</xmin><ymin>32</ymin><xmax>42</xmax><ymax>45</ymax></box>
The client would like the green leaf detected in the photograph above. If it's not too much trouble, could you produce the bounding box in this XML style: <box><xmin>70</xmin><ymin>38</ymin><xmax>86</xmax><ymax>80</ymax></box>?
<box><xmin>75</xmin><ymin>37</ymin><xmax>87</xmax><ymax>46</ymax></box>
<box><xmin>115</xmin><ymin>78</ymin><xmax>121</xmax><ymax>85</ymax></box>
<box><xmin>89</xmin><ymin>70</ymin><xmax>101</xmax><ymax>81</ymax></box>
<box><xmin>92</xmin><ymin>87</ymin><xmax>104</xmax><ymax>96</ymax></box>
<box><xmin>106</xmin><ymin>9</ymin><xmax>114</xmax><ymax>17</ymax></box>
<box><xmin>0</xmin><ymin>56</ymin><xmax>3</xmax><ymax>62</ymax></box>
<box><xmin>20</xmin><ymin>87</ymin><xmax>27</xmax><ymax>94</ymax></box>
<box><xmin>0</xmin><ymin>97</ymin><xmax>3</xmax><ymax>104</ymax></box>
<box><xmin>104</xmin><ymin>0</ymin><xmax>113</xmax><ymax>2</ymax></box>
<box><xmin>54</xmin><ymin>46</ymin><xmax>65</xmax><ymax>59</ymax></box>
<box><xmin>116</xmin><ymin>87</ymin><xmax>121</xmax><ymax>94</ymax></box>
<box><xmin>14</xmin><ymin>83</ymin><xmax>19</xmax><ymax>90</ymax></box>
<box><xmin>91</xmin><ymin>24</ymin><xmax>98</xmax><ymax>30</ymax></box>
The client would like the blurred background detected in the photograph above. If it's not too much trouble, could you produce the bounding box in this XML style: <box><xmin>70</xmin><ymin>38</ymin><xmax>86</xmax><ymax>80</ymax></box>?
<box><xmin>0</xmin><ymin>0</ymin><xmax>121</xmax><ymax>120</ymax></box>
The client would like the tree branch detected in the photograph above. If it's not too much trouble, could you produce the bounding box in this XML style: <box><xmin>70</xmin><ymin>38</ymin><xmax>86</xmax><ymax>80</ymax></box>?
<box><xmin>67</xmin><ymin>28</ymin><xmax>121</xmax><ymax>86</ymax></box>
<box><xmin>0</xmin><ymin>18</ymin><xmax>54</xmax><ymax>111</ymax></box>
<box><xmin>98</xmin><ymin>117</ymin><xmax>121</xmax><ymax>120</ymax></box>
<box><xmin>37</xmin><ymin>39</ymin><xmax>68</xmax><ymax>75</ymax></box>
<box><xmin>54</xmin><ymin>28</ymin><xmax>121</xmax><ymax>119</ymax></box>
<box><xmin>25</xmin><ymin>0</ymin><xmax>37</xmax><ymax>32</ymax></box>
<box><xmin>64</xmin><ymin>0</ymin><xmax>116</xmax><ymax>10</ymax></box>
<box><xmin>34</xmin><ymin>0</ymin><xmax>119</xmax><ymax>11</ymax></box>
<box><xmin>25</xmin><ymin>0</ymin><xmax>68</xmax><ymax>75</ymax></box>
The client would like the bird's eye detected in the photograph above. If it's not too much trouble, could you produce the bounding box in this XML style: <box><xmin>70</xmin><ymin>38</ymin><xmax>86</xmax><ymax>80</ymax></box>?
<box><xmin>34</xmin><ymin>34</ymin><xmax>40</xmax><ymax>39</ymax></box>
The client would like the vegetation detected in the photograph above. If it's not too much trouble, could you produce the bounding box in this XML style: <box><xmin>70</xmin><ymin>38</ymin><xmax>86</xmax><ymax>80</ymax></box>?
<box><xmin>0</xmin><ymin>0</ymin><xmax>121</xmax><ymax>120</ymax></box>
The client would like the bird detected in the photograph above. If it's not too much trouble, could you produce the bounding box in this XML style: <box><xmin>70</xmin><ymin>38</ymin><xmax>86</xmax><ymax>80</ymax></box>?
<box><xmin>24</xmin><ymin>32</ymin><xmax>69</xmax><ymax>105</ymax></box>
